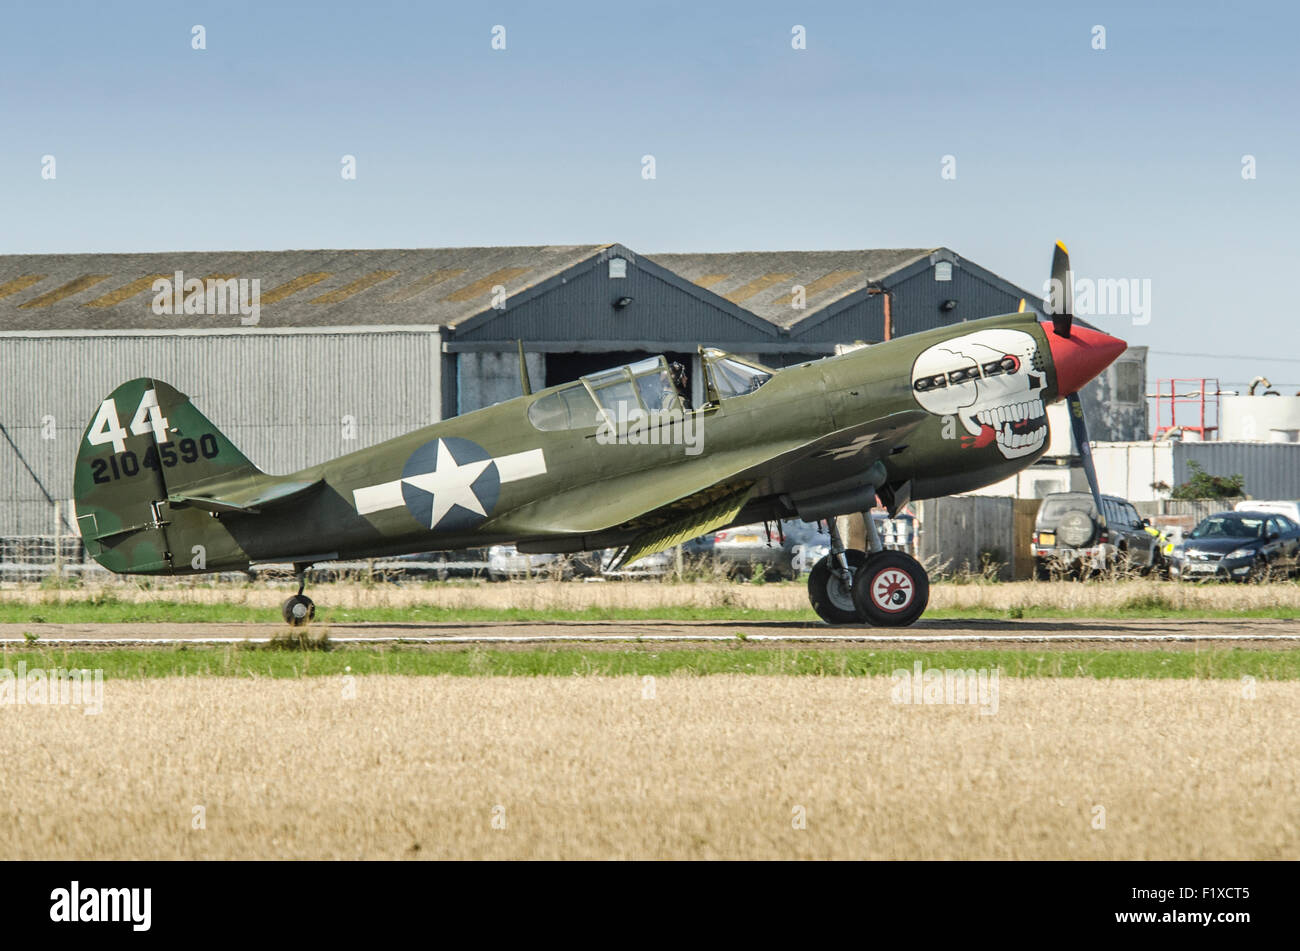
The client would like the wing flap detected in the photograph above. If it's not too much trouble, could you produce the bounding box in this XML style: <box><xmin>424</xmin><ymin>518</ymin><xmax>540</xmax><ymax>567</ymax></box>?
<box><xmin>613</xmin><ymin>485</ymin><xmax>754</xmax><ymax>568</ymax></box>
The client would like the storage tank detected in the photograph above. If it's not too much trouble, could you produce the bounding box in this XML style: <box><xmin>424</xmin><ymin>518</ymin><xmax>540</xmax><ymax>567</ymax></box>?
<box><xmin>1219</xmin><ymin>395</ymin><xmax>1300</xmax><ymax>442</ymax></box>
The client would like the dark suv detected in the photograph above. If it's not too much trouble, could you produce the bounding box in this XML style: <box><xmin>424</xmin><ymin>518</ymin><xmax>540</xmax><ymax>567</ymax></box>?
<box><xmin>1032</xmin><ymin>492</ymin><xmax>1159</xmax><ymax>578</ymax></box>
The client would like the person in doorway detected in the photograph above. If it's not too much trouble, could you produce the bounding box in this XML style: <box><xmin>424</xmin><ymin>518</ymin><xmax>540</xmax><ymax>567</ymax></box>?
<box><xmin>669</xmin><ymin>361</ymin><xmax>692</xmax><ymax>410</ymax></box>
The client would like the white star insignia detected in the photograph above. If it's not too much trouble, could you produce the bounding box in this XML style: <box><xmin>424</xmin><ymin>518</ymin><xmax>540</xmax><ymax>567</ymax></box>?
<box><xmin>401</xmin><ymin>439</ymin><xmax>493</xmax><ymax>529</ymax></box>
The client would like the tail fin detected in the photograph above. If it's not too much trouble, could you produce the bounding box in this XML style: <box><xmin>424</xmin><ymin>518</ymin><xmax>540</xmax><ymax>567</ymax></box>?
<box><xmin>73</xmin><ymin>379</ymin><xmax>261</xmax><ymax>574</ymax></box>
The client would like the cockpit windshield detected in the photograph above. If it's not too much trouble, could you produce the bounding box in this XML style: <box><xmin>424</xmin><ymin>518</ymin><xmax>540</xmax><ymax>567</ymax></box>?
<box><xmin>702</xmin><ymin>349</ymin><xmax>773</xmax><ymax>399</ymax></box>
<box><xmin>527</xmin><ymin>351</ymin><xmax>771</xmax><ymax>431</ymax></box>
<box><xmin>527</xmin><ymin>355</ymin><xmax>685</xmax><ymax>431</ymax></box>
<box><xmin>584</xmin><ymin>357</ymin><xmax>683</xmax><ymax>418</ymax></box>
<box><xmin>526</xmin><ymin>382</ymin><xmax>601</xmax><ymax>431</ymax></box>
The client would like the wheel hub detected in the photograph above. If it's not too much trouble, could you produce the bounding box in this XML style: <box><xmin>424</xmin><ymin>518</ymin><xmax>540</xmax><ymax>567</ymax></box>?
<box><xmin>871</xmin><ymin>568</ymin><xmax>914</xmax><ymax>612</ymax></box>
<box><xmin>827</xmin><ymin>572</ymin><xmax>854</xmax><ymax>610</ymax></box>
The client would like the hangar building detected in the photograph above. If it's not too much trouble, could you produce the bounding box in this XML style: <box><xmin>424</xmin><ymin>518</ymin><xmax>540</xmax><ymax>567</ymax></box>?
<box><xmin>0</xmin><ymin>244</ymin><xmax>1148</xmax><ymax>536</ymax></box>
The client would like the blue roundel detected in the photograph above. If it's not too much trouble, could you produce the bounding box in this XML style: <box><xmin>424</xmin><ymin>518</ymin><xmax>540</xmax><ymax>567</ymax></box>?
<box><xmin>399</xmin><ymin>437</ymin><xmax>501</xmax><ymax>533</ymax></box>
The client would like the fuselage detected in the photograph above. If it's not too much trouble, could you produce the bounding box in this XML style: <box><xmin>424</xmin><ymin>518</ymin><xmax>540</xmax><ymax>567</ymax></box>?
<box><xmin>190</xmin><ymin>310</ymin><xmax>1107</xmax><ymax>570</ymax></box>
<box><xmin>79</xmin><ymin>308</ymin><xmax>1126</xmax><ymax>574</ymax></box>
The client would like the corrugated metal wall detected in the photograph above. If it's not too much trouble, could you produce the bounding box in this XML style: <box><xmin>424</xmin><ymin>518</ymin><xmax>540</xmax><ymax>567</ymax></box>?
<box><xmin>888</xmin><ymin>264</ymin><xmax>1025</xmax><ymax>339</ymax></box>
<box><xmin>451</xmin><ymin>254</ymin><xmax>781</xmax><ymax>351</ymax></box>
<box><xmin>0</xmin><ymin>331</ymin><xmax>441</xmax><ymax>534</ymax></box>
<box><xmin>787</xmin><ymin>261</ymin><xmax>1026</xmax><ymax>345</ymax></box>
<box><xmin>1175</xmin><ymin>441</ymin><xmax>1300</xmax><ymax>500</ymax></box>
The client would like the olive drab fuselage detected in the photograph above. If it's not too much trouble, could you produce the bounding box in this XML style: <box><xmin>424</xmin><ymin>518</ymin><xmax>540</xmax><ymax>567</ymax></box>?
<box><xmin>74</xmin><ymin>311</ymin><xmax>1065</xmax><ymax>575</ymax></box>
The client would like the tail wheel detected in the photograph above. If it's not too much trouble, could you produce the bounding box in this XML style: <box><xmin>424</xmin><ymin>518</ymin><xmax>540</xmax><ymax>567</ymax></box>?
<box><xmin>852</xmin><ymin>551</ymin><xmax>930</xmax><ymax>627</ymax></box>
<box><xmin>808</xmin><ymin>550</ymin><xmax>867</xmax><ymax>625</ymax></box>
<box><xmin>282</xmin><ymin>594</ymin><xmax>315</xmax><ymax>626</ymax></box>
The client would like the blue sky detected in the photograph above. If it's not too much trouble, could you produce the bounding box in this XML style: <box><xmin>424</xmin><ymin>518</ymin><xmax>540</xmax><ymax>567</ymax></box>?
<box><xmin>2</xmin><ymin>1</ymin><xmax>1297</xmax><ymax>391</ymax></box>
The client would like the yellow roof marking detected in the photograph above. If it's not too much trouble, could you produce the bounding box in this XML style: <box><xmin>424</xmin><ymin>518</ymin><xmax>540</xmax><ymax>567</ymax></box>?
<box><xmin>260</xmin><ymin>272</ymin><xmax>331</xmax><ymax>304</ymax></box>
<box><xmin>18</xmin><ymin>274</ymin><xmax>111</xmax><ymax>309</ymax></box>
<box><xmin>311</xmin><ymin>270</ymin><xmax>399</xmax><ymax>305</ymax></box>
<box><xmin>692</xmin><ymin>273</ymin><xmax>729</xmax><ymax>289</ymax></box>
<box><xmin>383</xmin><ymin>269</ymin><xmax>468</xmax><ymax>303</ymax></box>
<box><xmin>768</xmin><ymin>269</ymin><xmax>861</xmax><ymax>309</ymax></box>
<box><xmin>85</xmin><ymin>274</ymin><xmax>170</xmax><ymax>308</ymax></box>
<box><xmin>0</xmin><ymin>274</ymin><xmax>46</xmax><ymax>301</ymax></box>
<box><xmin>443</xmin><ymin>267</ymin><xmax>532</xmax><ymax>303</ymax></box>
<box><xmin>723</xmin><ymin>272</ymin><xmax>794</xmax><ymax>304</ymax></box>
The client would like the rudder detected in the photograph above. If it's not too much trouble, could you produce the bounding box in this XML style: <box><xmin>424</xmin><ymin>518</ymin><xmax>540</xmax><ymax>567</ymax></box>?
<box><xmin>73</xmin><ymin>378</ymin><xmax>261</xmax><ymax>574</ymax></box>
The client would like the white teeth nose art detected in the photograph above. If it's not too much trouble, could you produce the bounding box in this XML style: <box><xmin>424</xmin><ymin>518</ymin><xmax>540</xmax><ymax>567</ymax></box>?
<box><xmin>911</xmin><ymin>327</ymin><xmax>1049</xmax><ymax>461</ymax></box>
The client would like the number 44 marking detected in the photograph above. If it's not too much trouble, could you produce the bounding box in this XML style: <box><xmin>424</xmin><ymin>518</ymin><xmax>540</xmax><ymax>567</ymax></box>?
<box><xmin>87</xmin><ymin>389</ymin><xmax>170</xmax><ymax>454</ymax></box>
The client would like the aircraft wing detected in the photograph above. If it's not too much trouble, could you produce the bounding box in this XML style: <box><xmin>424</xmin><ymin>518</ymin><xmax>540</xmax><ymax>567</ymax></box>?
<box><xmin>496</xmin><ymin>410</ymin><xmax>927</xmax><ymax>547</ymax></box>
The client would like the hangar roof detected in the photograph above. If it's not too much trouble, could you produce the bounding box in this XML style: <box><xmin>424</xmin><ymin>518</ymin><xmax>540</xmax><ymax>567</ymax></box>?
<box><xmin>0</xmin><ymin>244</ymin><xmax>1038</xmax><ymax>342</ymax></box>
<box><xmin>647</xmin><ymin>249</ymin><xmax>935</xmax><ymax>329</ymax></box>
<box><xmin>0</xmin><ymin>245</ymin><xmax>610</xmax><ymax>332</ymax></box>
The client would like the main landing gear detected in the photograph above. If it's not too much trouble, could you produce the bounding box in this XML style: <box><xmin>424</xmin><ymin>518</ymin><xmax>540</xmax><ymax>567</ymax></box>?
<box><xmin>281</xmin><ymin>563</ymin><xmax>316</xmax><ymax>627</ymax></box>
<box><xmin>806</xmin><ymin>514</ymin><xmax>930</xmax><ymax>627</ymax></box>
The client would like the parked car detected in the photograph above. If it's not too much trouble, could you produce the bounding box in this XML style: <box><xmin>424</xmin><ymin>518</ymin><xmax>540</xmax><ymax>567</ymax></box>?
<box><xmin>711</xmin><ymin>522</ymin><xmax>800</xmax><ymax>580</ymax></box>
<box><xmin>389</xmin><ymin>548</ymin><xmax>492</xmax><ymax>580</ymax></box>
<box><xmin>787</xmin><ymin>514</ymin><xmax>916</xmax><ymax>576</ymax></box>
<box><xmin>1031</xmin><ymin>492</ymin><xmax>1159</xmax><ymax>578</ymax></box>
<box><xmin>791</xmin><ymin>528</ymin><xmax>831</xmax><ymax>576</ymax></box>
<box><xmin>1170</xmin><ymin>510</ymin><xmax>1300</xmax><ymax>581</ymax></box>
<box><xmin>1233</xmin><ymin>499</ymin><xmax>1300</xmax><ymax>524</ymax></box>
<box><xmin>487</xmin><ymin>541</ymin><xmax>706</xmax><ymax>581</ymax></box>
<box><xmin>486</xmin><ymin>545</ymin><xmax>603</xmax><ymax>580</ymax></box>
<box><xmin>600</xmin><ymin>548</ymin><xmax>674</xmax><ymax>579</ymax></box>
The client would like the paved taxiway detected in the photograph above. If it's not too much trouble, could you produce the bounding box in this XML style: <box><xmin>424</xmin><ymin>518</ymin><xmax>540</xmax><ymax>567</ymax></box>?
<box><xmin>1</xmin><ymin>617</ymin><xmax>1297</xmax><ymax>648</ymax></box>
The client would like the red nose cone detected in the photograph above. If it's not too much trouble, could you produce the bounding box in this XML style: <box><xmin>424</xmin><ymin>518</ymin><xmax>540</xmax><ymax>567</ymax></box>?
<box><xmin>1042</xmin><ymin>322</ymin><xmax>1128</xmax><ymax>396</ymax></box>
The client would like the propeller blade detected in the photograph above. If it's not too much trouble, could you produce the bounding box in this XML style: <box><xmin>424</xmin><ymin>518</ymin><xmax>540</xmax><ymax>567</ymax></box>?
<box><xmin>1067</xmin><ymin>390</ymin><xmax>1106</xmax><ymax>530</ymax></box>
<box><xmin>1049</xmin><ymin>240</ymin><xmax>1073</xmax><ymax>338</ymax></box>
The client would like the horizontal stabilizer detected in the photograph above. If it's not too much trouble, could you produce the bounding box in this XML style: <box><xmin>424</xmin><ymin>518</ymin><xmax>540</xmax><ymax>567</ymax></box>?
<box><xmin>168</xmin><ymin>479</ymin><xmax>324</xmax><ymax>515</ymax></box>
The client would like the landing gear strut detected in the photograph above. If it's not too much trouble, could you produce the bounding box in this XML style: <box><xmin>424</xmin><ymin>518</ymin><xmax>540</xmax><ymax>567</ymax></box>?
<box><xmin>281</xmin><ymin>563</ymin><xmax>316</xmax><ymax>627</ymax></box>
<box><xmin>808</xmin><ymin>518</ymin><xmax>866</xmax><ymax>625</ymax></box>
<box><xmin>806</xmin><ymin>513</ymin><xmax>931</xmax><ymax>627</ymax></box>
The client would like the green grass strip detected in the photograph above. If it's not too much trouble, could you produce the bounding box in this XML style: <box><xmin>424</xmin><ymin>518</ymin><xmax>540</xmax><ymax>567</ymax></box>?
<box><xmin>4</xmin><ymin>599</ymin><xmax>1300</xmax><ymax>625</ymax></box>
<box><xmin>2</xmin><ymin>647</ymin><xmax>1298</xmax><ymax>680</ymax></box>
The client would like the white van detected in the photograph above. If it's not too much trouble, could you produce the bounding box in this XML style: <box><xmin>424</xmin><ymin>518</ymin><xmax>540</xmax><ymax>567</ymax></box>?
<box><xmin>1234</xmin><ymin>499</ymin><xmax>1300</xmax><ymax>523</ymax></box>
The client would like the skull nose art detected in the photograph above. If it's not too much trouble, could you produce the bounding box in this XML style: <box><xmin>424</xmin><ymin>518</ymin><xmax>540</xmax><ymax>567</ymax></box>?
<box><xmin>1042</xmin><ymin>322</ymin><xmax>1128</xmax><ymax>396</ymax></box>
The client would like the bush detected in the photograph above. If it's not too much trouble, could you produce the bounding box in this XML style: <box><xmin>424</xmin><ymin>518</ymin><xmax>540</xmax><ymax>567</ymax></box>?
<box><xmin>1171</xmin><ymin>461</ymin><xmax>1245</xmax><ymax>500</ymax></box>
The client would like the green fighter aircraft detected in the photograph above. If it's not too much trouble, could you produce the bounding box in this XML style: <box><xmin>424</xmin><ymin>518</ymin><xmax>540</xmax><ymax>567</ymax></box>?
<box><xmin>72</xmin><ymin>243</ymin><xmax>1125</xmax><ymax>626</ymax></box>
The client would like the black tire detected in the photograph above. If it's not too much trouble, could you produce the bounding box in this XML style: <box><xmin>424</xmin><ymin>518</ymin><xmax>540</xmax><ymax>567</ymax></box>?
<box><xmin>852</xmin><ymin>551</ymin><xmax>930</xmax><ymax>627</ymax></box>
<box><xmin>282</xmin><ymin>594</ymin><xmax>315</xmax><ymax>626</ymax></box>
<box><xmin>808</xmin><ymin>550</ymin><xmax>868</xmax><ymax>625</ymax></box>
<box><xmin>1033</xmin><ymin>559</ymin><xmax>1050</xmax><ymax>581</ymax></box>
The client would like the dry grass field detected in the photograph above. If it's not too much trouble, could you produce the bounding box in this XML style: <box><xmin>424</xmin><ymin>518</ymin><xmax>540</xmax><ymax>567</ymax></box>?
<box><xmin>2</xmin><ymin>675</ymin><xmax>1296</xmax><ymax>860</ymax></box>
<box><xmin>8</xmin><ymin>577</ymin><xmax>1300</xmax><ymax>615</ymax></box>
